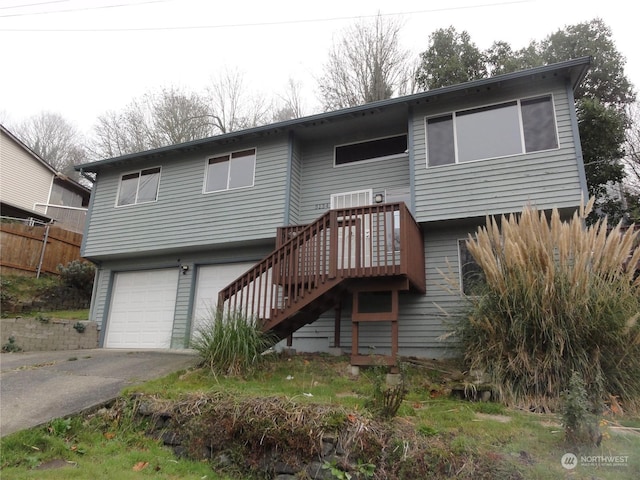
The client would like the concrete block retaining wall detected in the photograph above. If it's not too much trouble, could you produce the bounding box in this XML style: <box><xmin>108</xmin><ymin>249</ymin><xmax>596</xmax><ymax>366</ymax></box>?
<box><xmin>1</xmin><ymin>317</ymin><xmax>99</xmax><ymax>352</ymax></box>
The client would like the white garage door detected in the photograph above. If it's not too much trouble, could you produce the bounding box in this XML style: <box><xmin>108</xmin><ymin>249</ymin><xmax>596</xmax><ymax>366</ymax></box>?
<box><xmin>191</xmin><ymin>262</ymin><xmax>255</xmax><ymax>339</ymax></box>
<box><xmin>105</xmin><ymin>269</ymin><xmax>178</xmax><ymax>348</ymax></box>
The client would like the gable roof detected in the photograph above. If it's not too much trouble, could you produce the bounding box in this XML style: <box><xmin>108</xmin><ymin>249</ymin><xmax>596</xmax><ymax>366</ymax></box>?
<box><xmin>1</xmin><ymin>123</ymin><xmax>58</xmax><ymax>175</ymax></box>
<box><xmin>1</xmin><ymin>124</ymin><xmax>91</xmax><ymax>197</ymax></box>
<box><xmin>75</xmin><ymin>56</ymin><xmax>591</xmax><ymax>173</ymax></box>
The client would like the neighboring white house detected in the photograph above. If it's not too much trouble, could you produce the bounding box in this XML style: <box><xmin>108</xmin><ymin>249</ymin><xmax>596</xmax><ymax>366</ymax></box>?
<box><xmin>0</xmin><ymin>124</ymin><xmax>91</xmax><ymax>233</ymax></box>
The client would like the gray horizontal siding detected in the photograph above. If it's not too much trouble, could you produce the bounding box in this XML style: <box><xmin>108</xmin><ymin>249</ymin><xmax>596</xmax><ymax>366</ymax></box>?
<box><xmin>291</xmin><ymin>224</ymin><xmax>478</xmax><ymax>358</ymax></box>
<box><xmin>287</xmin><ymin>139</ymin><xmax>302</xmax><ymax>225</ymax></box>
<box><xmin>298</xmin><ymin>139</ymin><xmax>410</xmax><ymax>225</ymax></box>
<box><xmin>413</xmin><ymin>82</ymin><xmax>585</xmax><ymax>222</ymax></box>
<box><xmin>89</xmin><ymin>268</ymin><xmax>111</xmax><ymax>328</ymax></box>
<box><xmin>82</xmin><ymin>137</ymin><xmax>289</xmax><ymax>258</ymax></box>
<box><xmin>90</xmin><ymin>245</ymin><xmax>273</xmax><ymax>346</ymax></box>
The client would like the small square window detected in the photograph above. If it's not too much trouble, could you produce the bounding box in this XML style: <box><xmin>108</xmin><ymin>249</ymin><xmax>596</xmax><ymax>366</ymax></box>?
<box><xmin>116</xmin><ymin>167</ymin><xmax>160</xmax><ymax>206</ymax></box>
<box><xmin>205</xmin><ymin>148</ymin><xmax>256</xmax><ymax>192</ymax></box>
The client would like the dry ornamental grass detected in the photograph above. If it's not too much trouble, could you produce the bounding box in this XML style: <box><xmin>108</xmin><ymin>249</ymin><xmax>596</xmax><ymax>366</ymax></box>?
<box><xmin>457</xmin><ymin>198</ymin><xmax>640</xmax><ymax>411</ymax></box>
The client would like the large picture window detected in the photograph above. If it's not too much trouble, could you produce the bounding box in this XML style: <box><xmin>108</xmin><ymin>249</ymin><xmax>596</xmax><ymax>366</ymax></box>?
<box><xmin>426</xmin><ymin>95</ymin><xmax>558</xmax><ymax>167</ymax></box>
<box><xmin>205</xmin><ymin>148</ymin><xmax>256</xmax><ymax>192</ymax></box>
<box><xmin>116</xmin><ymin>167</ymin><xmax>161</xmax><ymax>206</ymax></box>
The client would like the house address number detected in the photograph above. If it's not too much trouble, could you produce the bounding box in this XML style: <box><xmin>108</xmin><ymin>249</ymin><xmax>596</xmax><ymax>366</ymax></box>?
<box><xmin>315</xmin><ymin>203</ymin><xmax>330</xmax><ymax>210</ymax></box>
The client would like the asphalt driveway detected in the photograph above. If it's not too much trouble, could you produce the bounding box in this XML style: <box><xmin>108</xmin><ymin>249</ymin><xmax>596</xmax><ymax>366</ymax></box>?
<box><xmin>0</xmin><ymin>349</ymin><xmax>199</xmax><ymax>437</ymax></box>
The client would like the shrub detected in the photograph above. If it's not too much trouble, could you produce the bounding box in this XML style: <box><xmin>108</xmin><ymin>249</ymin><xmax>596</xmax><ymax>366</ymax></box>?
<box><xmin>190</xmin><ymin>309</ymin><xmax>276</xmax><ymax>377</ymax></box>
<box><xmin>2</xmin><ymin>336</ymin><xmax>22</xmax><ymax>353</ymax></box>
<box><xmin>364</xmin><ymin>365</ymin><xmax>408</xmax><ymax>419</ymax></box>
<box><xmin>33</xmin><ymin>261</ymin><xmax>95</xmax><ymax>309</ymax></box>
<box><xmin>561</xmin><ymin>371</ymin><xmax>601</xmax><ymax>446</ymax></box>
<box><xmin>456</xmin><ymin>199</ymin><xmax>640</xmax><ymax>410</ymax></box>
<box><xmin>57</xmin><ymin>260</ymin><xmax>95</xmax><ymax>297</ymax></box>
<box><xmin>0</xmin><ymin>278</ymin><xmax>16</xmax><ymax>312</ymax></box>
<box><xmin>73</xmin><ymin>322</ymin><xmax>86</xmax><ymax>333</ymax></box>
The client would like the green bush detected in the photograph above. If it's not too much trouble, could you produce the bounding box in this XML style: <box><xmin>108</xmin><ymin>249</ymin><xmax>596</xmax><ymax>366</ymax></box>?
<box><xmin>57</xmin><ymin>260</ymin><xmax>95</xmax><ymax>297</ymax></box>
<box><xmin>190</xmin><ymin>309</ymin><xmax>276</xmax><ymax>377</ymax></box>
<box><xmin>0</xmin><ymin>278</ymin><xmax>16</xmax><ymax>311</ymax></box>
<box><xmin>561</xmin><ymin>371</ymin><xmax>601</xmax><ymax>446</ymax></box>
<box><xmin>2</xmin><ymin>336</ymin><xmax>22</xmax><ymax>353</ymax></box>
<box><xmin>456</xmin><ymin>199</ymin><xmax>640</xmax><ymax>410</ymax></box>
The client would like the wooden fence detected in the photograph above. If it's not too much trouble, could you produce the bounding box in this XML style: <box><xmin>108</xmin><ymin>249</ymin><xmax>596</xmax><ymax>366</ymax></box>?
<box><xmin>0</xmin><ymin>222</ymin><xmax>84</xmax><ymax>276</ymax></box>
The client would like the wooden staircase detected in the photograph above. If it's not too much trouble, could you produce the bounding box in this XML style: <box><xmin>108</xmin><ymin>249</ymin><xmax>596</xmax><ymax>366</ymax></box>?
<box><xmin>217</xmin><ymin>202</ymin><xmax>425</xmax><ymax>362</ymax></box>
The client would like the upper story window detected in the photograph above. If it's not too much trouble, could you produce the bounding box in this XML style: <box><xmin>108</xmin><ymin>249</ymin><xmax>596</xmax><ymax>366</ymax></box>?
<box><xmin>50</xmin><ymin>183</ymin><xmax>85</xmax><ymax>208</ymax></box>
<box><xmin>426</xmin><ymin>95</ymin><xmax>558</xmax><ymax>167</ymax></box>
<box><xmin>116</xmin><ymin>167</ymin><xmax>161</xmax><ymax>206</ymax></box>
<box><xmin>205</xmin><ymin>148</ymin><xmax>256</xmax><ymax>192</ymax></box>
<box><xmin>335</xmin><ymin>134</ymin><xmax>407</xmax><ymax>166</ymax></box>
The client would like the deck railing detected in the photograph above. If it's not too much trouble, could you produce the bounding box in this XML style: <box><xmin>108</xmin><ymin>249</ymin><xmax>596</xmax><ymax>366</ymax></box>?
<box><xmin>218</xmin><ymin>202</ymin><xmax>425</xmax><ymax>328</ymax></box>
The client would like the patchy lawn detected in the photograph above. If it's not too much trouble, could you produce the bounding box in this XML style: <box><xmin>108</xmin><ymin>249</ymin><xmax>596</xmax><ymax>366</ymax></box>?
<box><xmin>1</xmin><ymin>354</ymin><xmax>639</xmax><ymax>479</ymax></box>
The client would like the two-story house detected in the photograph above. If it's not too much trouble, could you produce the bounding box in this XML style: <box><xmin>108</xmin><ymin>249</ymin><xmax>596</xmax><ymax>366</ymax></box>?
<box><xmin>1</xmin><ymin>124</ymin><xmax>91</xmax><ymax>233</ymax></box>
<box><xmin>76</xmin><ymin>57</ymin><xmax>590</xmax><ymax>364</ymax></box>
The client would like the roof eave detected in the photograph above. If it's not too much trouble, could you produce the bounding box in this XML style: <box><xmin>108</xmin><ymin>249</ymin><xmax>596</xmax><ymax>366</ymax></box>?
<box><xmin>75</xmin><ymin>56</ymin><xmax>591</xmax><ymax>173</ymax></box>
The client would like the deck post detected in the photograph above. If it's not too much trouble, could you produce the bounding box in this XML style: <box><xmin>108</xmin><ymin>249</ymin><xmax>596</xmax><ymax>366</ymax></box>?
<box><xmin>334</xmin><ymin>303</ymin><xmax>342</xmax><ymax>348</ymax></box>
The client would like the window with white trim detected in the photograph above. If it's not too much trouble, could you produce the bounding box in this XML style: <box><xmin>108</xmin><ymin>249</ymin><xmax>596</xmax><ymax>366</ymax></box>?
<box><xmin>335</xmin><ymin>134</ymin><xmax>407</xmax><ymax>166</ymax></box>
<box><xmin>205</xmin><ymin>148</ymin><xmax>256</xmax><ymax>192</ymax></box>
<box><xmin>426</xmin><ymin>95</ymin><xmax>558</xmax><ymax>167</ymax></box>
<box><xmin>458</xmin><ymin>239</ymin><xmax>485</xmax><ymax>295</ymax></box>
<box><xmin>116</xmin><ymin>167</ymin><xmax>161</xmax><ymax>206</ymax></box>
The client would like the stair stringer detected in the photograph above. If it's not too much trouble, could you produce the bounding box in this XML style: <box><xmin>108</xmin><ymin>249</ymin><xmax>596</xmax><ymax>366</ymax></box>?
<box><xmin>261</xmin><ymin>276</ymin><xmax>348</xmax><ymax>339</ymax></box>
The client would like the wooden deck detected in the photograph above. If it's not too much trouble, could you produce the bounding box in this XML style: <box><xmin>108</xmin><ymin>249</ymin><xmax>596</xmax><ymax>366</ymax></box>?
<box><xmin>217</xmin><ymin>202</ymin><xmax>425</xmax><ymax>362</ymax></box>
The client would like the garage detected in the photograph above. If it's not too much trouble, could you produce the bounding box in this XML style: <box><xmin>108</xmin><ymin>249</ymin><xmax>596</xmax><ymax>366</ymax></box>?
<box><xmin>104</xmin><ymin>269</ymin><xmax>179</xmax><ymax>348</ymax></box>
<box><xmin>191</xmin><ymin>262</ymin><xmax>255</xmax><ymax>339</ymax></box>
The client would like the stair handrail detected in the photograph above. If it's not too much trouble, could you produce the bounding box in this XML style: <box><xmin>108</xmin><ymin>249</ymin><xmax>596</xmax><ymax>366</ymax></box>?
<box><xmin>217</xmin><ymin>208</ymin><xmax>334</xmax><ymax>321</ymax></box>
<box><xmin>217</xmin><ymin>202</ymin><xmax>421</xmax><ymax>324</ymax></box>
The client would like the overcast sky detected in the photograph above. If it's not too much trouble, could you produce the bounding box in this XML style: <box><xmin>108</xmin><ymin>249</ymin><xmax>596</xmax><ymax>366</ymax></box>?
<box><xmin>0</xmin><ymin>0</ymin><xmax>637</xmax><ymax>137</ymax></box>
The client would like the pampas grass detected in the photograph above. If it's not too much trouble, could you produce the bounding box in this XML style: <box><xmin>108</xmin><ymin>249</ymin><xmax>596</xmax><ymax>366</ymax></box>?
<box><xmin>457</xmin><ymin>199</ymin><xmax>640</xmax><ymax>411</ymax></box>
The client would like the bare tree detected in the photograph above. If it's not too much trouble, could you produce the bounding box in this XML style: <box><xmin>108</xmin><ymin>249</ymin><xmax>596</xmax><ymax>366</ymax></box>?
<box><xmin>90</xmin><ymin>86</ymin><xmax>212</xmax><ymax>158</ymax></box>
<box><xmin>272</xmin><ymin>78</ymin><xmax>307</xmax><ymax>122</ymax></box>
<box><xmin>318</xmin><ymin>14</ymin><xmax>411</xmax><ymax>110</ymax></box>
<box><xmin>14</xmin><ymin>112</ymin><xmax>85</xmax><ymax>174</ymax></box>
<box><xmin>91</xmin><ymin>108</ymin><xmax>147</xmax><ymax>159</ymax></box>
<box><xmin>206</xmin><ymin>67</ymin><xmax>271</xmax><ymax>134</ymax></box>
<box><xmin>147</xmin><ymin>87</ymin><xmax>212</xmax><ymax>146</ymax></box>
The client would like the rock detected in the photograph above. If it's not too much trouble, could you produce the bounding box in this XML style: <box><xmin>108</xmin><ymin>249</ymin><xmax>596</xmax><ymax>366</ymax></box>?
<box><xmin>137</xmin><ymin>401</ymin><xmax>155</xmax><ymax>416</ymax></box>
<box><xmin>215</xmin><ymin>453</ymin><xmax>233</xmax><ymax>466</ymax></box>
<box><xmin>321</xmin><ymin>440</ymin><xmax>335</xmax><ymax>456</ymax></box>
<box><xmin>161</xmin><ymin>431</ymin><xmax>182</xmax><ymax>446</ymax></box>
<box><xmin>306</xmin><ymin>460</ymin><xmax>335</xmax><ymax>480</ymax></box>
<box><xmin>274</xmin><ymin>461</ymin><xmax>297</xmax><ymax>474</ymax></box>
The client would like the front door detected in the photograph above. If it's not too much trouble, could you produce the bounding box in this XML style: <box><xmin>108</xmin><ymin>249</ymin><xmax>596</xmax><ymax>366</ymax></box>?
<box><xmin>330</xmin><ymin>189</ymin><xmax>372</xmax><ymax>270</ymax></box>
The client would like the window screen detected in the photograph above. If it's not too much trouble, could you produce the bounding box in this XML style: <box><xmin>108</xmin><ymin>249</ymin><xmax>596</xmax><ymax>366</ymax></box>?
<box><xmin>427</xmin><ymin>115</ymin><xmax>455</xmax><ymax>166</ymax></box>
<box><xmin>521</xmin><ymin>96</ymin><xmax>558</xmax><ymax>152</ymax></box>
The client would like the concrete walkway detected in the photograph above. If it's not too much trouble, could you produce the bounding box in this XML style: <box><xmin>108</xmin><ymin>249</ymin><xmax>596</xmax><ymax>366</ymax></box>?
<box><xmin>0</xmin><ymin>349</ymin><xmax>199</xmax><ymax>437</ymax></box>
